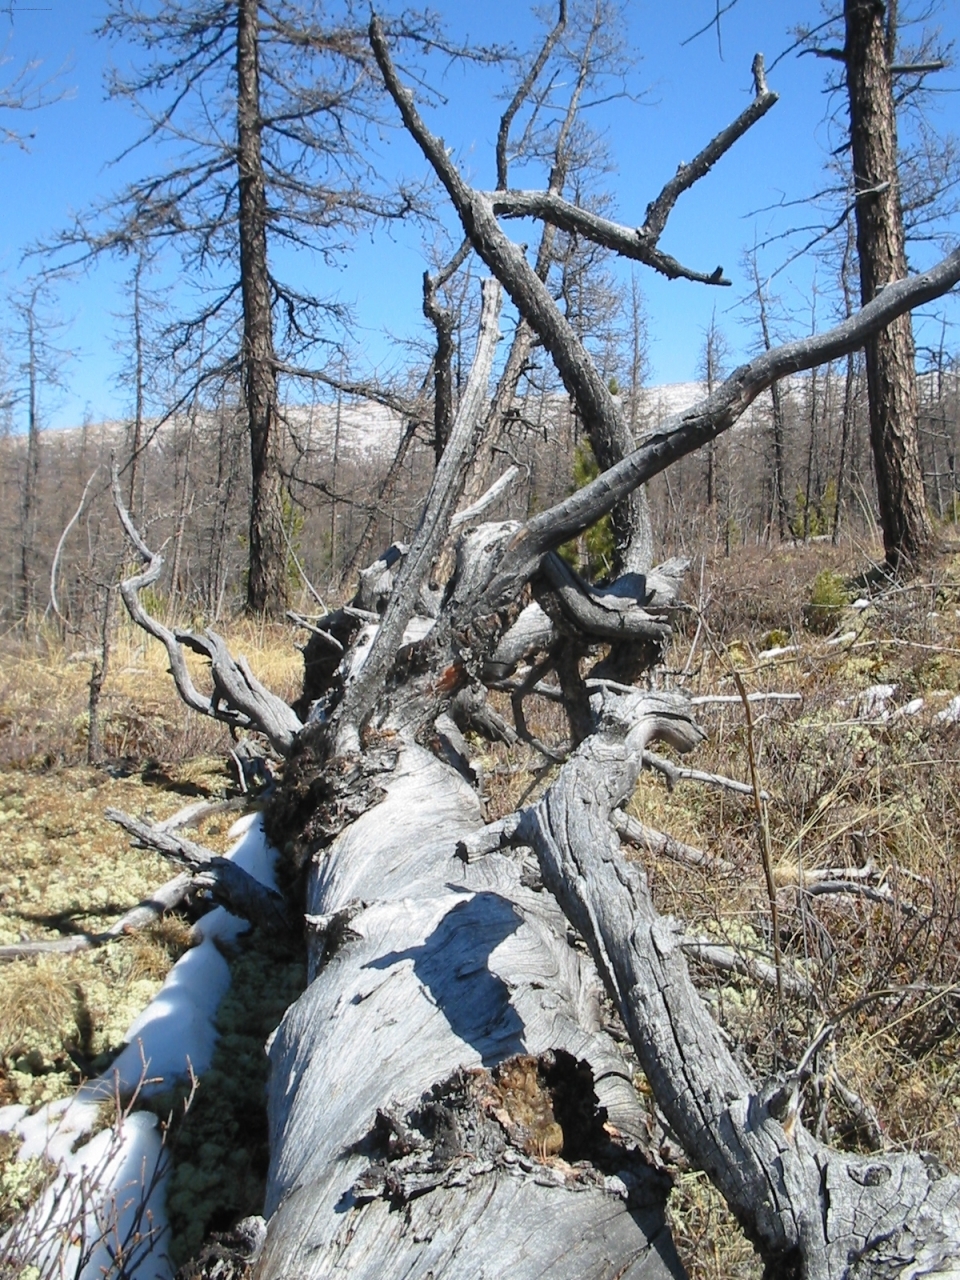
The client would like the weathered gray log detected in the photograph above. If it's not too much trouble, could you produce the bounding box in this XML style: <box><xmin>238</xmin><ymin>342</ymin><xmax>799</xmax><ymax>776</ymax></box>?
<box><xmin>612</xmin><ymin>809</ymin><xmax>732</xmax><ymax>873</ymax></box>
<box><xmin>680</xmin><ymin>937</ymin><xmax>815</xmax><ymax>1001</ymax></box>
<box><xmin>517</xmin><ymin>688</ymin><xmax>960</xmax><ymax>1278</ymax></box>
<box><xmin>256</xmin><ymin>742</ymin><xmax>685</xmax><ymax>1280</ymax></box>
<box><xmin>0</xmin><ymin>871</ymin><xmax>193</xmax><ymax>962</ymax></box>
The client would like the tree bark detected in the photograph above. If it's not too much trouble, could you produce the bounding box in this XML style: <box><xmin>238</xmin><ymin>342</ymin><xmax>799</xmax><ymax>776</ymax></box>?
<box><xmin>845</xmin><ymin>0</ymin><xmax>933</xmax><ymax>570</ymax></box>
<box><xmin>18</xmin><ymin>296</ymin><xmax>40</xmax><ymax>620</ymax></box>
<box><xmin>238</xmin><ymin>0</ymin><xmax>287</xmax><ymax>617</ymax></box>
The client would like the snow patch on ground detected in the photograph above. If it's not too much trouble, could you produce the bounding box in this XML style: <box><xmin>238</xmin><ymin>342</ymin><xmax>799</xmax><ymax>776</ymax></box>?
<box><xmin>855</xmin><ymin>684</ymin><xmax>897</xmax><ymax>719</ymax></box>
<box><xmin>757</xmin><ymin>643</ymin><xmax>799</xmax><ymax>661</ymax></box>
<box><xmin>0</xmin><ymin>812</ymin><xmax>277</xmax><ymax>1279</ymax></box>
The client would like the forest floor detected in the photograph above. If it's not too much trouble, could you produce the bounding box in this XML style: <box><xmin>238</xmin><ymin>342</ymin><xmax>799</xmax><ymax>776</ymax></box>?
<box><xmin>2</xmin><ymin>537</ymin><xmax>960</xmax><ymax>1278</ymax></box>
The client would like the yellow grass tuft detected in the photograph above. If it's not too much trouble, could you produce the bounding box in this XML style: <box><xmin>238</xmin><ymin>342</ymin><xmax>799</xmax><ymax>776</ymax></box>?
<box><xmin>0</xmin><ymin>962</ymin><xmax>79</xmax><ymax>1059</ymax></box>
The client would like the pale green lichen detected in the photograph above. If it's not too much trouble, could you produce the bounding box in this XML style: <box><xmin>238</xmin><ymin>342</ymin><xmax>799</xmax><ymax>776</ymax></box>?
<box><xmin>161</xmin><ymin>937</ymin><xmax>304</xmax><ymax>1267</ymax></box>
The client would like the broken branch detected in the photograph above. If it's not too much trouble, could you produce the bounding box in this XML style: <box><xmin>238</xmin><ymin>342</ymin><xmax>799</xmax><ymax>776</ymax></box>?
<box><xmin>112</xmin><ymin>465</ymin><xmax>302</xmax><ymax>755</ymax></box>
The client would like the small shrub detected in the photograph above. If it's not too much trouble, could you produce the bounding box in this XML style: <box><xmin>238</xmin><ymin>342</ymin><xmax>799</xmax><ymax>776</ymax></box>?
<box><xmin>559</xmin><ymin>441</ymin><xmax>615</xmax><ymax>580</ymax></box>
<box><xmin>803</xmin><ymin>570</ymin><xmax>850</xmax><ymax>635</ymax></box>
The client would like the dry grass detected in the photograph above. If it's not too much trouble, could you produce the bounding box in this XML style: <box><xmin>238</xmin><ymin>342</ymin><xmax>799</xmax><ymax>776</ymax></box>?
<box><xmin>0</xmin><ymin>612</ymin><xmax>302</xmax><ymax>1116</ymax></box>
<box><xmin>625</xmin><ymin>542</ymin><xmax>960</xmax><ymax>1276</ymax></box>
<box><xmin>0</xmin><ymin>964</ymin><xmax>79</xmax><ymax>1060</ymax></box>
<box><xmin>0</xmin><ymin>613</ymin><xmax>302</xmax><ymax>770</ymax></box>
<box><xmin>667</xmin><ymin>1171</ymin><xmax>762</xmax><ymax>1280</ymax></box>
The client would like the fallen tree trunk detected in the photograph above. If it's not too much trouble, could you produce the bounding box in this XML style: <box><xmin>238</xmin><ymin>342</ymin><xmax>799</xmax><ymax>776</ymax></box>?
<box><xmin>257</xmin><ymin>741</ymin><xmax>684</xmax><ymax>1279</ymax></box>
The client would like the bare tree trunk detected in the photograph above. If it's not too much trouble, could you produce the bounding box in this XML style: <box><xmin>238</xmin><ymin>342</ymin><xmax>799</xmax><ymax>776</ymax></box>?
<box><xmin>845</xmin><ymin>0</ymin><xmax>933</xmax><ymax>569</ymax></box>
<box><xmin>422</xmin><ymin>243</ymin><xmax>471</xmax><ymax>466</ymax></box>
<box><xmin>803</xmin><ymin>365</ymin><xmax>819</xmax><ymax>539</ymax></box>
<box><xmin>170</xmin><ymin>358</ymin><xmax>203</xmax><ymax>607</ymax></box>
<box><xmin>18</xmin><ymin>298</ymin><xmax>40</xmax><ymax>620</ymax></box>
<box><xmin>126</xmin><ymin>252</ymin><xmax>147</xmax><ymax>517</ymax></box>
<box><xmin>701</xmin><ymin>318</ymin><xmax>725</xmax><ymax>530</ymax></box>
<box><xmin>749</xmin><ymin>255</ymin><xmax>789</xmax><ymax>540</ymax></box>
<box><xmin>87</xmin><ymin>584</ymin><xmax>115</xmax><ymax>766</ymax></box>
<box><xmin>238</xmin><ymin>0</ymin><xmax>286</xmax><ymax>617</ymax></box>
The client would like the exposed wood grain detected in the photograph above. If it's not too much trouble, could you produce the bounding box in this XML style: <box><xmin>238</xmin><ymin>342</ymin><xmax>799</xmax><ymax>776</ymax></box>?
<box><xmin>257</xmin><ymin>743</ymin><xmax>684</xmax><ymax>1280</ymax></box>
<box><xmin>518</xmin><ymin>687</ymin><xmax>960</xmax><ymax>1278</ymax></box>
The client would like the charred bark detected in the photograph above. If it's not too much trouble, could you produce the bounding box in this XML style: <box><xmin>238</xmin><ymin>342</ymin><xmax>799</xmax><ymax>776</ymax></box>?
<box><xmin>845</xmin><ymin>0</ymin><xmax>933</xmax><ymax>570</ymax></box>
<box><xmin>238</xmin><ymin>0</ymin><xmax>286</xmax><ymax>617</ymax></box>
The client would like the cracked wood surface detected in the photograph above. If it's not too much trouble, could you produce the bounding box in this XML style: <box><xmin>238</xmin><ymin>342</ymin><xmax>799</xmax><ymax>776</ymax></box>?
<box><xmin>256</xmin><ymin>743</ymin><xmax>684</xmax><ymax>1280</ymax></box>
<box><xmin>517</xmin><ymin>688</ymin><xmax>960</xmax><ymax>1278</ymax></box>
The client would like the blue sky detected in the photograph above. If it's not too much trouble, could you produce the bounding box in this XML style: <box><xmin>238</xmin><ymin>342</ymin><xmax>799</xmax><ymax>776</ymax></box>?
<box><xmin>1</xmin><ymin>0</ymin><xmax>959</xmax><ymax>430</ymax></box>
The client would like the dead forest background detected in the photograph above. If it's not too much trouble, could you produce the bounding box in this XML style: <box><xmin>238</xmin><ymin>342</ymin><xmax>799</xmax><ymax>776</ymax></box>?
<box><xmin>5</xmin><ymin>351</ymin><xmax>960</xmax><ymax>634</ymax></box>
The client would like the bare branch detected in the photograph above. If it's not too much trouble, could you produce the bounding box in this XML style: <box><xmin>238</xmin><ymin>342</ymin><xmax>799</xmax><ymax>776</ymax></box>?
<box><xmin>539</xmin><ymin>552</ymin><xmax>672</xmax><ymax>646</ymax></box>
<box><xmin>275</xmin><ymin>361</ymin><xmax>428</xmax><ymax>421</ymax></box>
<box><xmin>370</xmin><ymin>14</ymin><xmax>619</xmax><ymax>460</ymax></box>
<box><xmin>495</xmin><ymin>0</ymin><xmax>567</xmax><ymax>189</ymax></box>
<box><xmin>643</xmin><ymin>749</ymin><xmax>767</xmax><ymax>799</ymax></box>
<box><xmin>112</xmin><ymin>465</ymin><xmax>302</xmax><ymax>754</ymax></box>
<box><xmin>476</xmin><ymin>242</ymin><xmax>960</xmax><ymax>609</ymax></box>
<box><xmin>49</xmin><ymin>467</ymin><xmax>100</xmax><ymax>628</ymax></box>
<box><xmin>332</xmin><ymin>278</ymin><xmax>503</xmax><ymax>745</ymax></box>
<box><xmin>641</xmin><ymin>60</ymin><xmax>778</xmax><ymax>242</ymax></box>
<box><xmin>680</xmin><ymin>0</ymin><xmax>741</xmax><ymax>52</ymax></box>
<box><xmin>487</xmin><ymin>188</ymin><xmax>734</xmax><ymax>285</ymax></box>
<box><xmin>612</xmin><ymin>808</ymin><xmax>734</xmax><ymax>873</ymax></box>
<box><xmin>800</xmin><ymin>45</ymin><xmax>848</xmax><ymax>63</ymax></box>
<box><xmin>681</xmin><ymin>936</ymin><xmax>815</xmax><ymax>1001</ymax></box>
<box><xmin>518</xmin><ymin>687</ymin><xmax>960</xmax><ymax>1268</ymax></box>
<box><xmin>105</xmin><ymin>808</ymin><xmax>295</xmax><ymax>937</ymax></box>
<box><xmin>891</xmin><ymin>60</ymin><xmax>948</xmax><ymax>74</ymax></box>
<box><xmin>451</xmin><ymin>465</ymin><xmax>520</xmax><ymax>529</ymax></box>
<box><xmin>0</xmin><ymin>870</ymin><xmax>194</xmax><ymax>962</ymax></box>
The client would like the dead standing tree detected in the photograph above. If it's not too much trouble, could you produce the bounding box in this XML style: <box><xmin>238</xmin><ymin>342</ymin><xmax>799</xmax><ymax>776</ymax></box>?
<box><xmin>843</xmin><ymin>0</ymin><xmax>934</xmax><ymax>570</ymax></box>
<box><xmin>106</xmin><ymin>17</ymin><xmax>960</xmax><ymax>1280</ymax></box>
